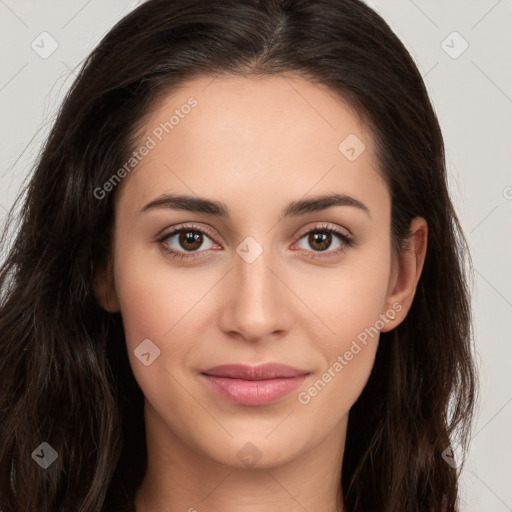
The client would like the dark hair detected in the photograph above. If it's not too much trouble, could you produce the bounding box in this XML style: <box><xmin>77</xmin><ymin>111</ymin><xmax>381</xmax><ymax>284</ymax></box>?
<box><xmin>0</xmin><ymin>0</ymin><xmax>477</xmax><ymax>510</ymax></box>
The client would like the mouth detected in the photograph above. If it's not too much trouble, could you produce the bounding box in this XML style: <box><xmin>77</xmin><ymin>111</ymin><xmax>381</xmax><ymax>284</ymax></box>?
<box><xmin>200</xmin><ymin>363</ymin><xmax>310</xmax><ymax>406</ymax></box>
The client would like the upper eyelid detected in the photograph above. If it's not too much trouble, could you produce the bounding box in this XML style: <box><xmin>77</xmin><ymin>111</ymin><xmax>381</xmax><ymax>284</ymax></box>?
<box><xmin>159</xmin><ymin>222</ymin><xmax>216</xmax><ymax>239</ymax></box>
<box><xmin>296</xmin><ymin>223</ymin><xmax>352</xmax><ymax>239</ymax></box>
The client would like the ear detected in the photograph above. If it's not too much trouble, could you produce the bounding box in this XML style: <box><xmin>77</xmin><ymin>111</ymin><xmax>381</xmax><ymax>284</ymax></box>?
<box><xmin>93</xmin><ymin>258</ymin><xmax>120</xmax><ymax>313</ymax></box>
<box><xmin>380</xmin><ymin>217</ymin><xmax>428</xmax><ymax>332</ymax></box>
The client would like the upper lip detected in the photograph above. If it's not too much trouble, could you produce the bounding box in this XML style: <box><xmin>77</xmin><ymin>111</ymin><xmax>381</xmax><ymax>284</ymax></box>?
<box><xmin>201</xmin><ymin>363</ymin><xmax>309</xmax><ymax>381</ymax></box>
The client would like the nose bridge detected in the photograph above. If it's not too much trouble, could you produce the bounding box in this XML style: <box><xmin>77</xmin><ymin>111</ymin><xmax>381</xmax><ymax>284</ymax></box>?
<box><xmin>236</xmin><ymin>233</ymin><xmax>278</xmax><ymax>309</ymax></box>
<box><xmin>219</xmin><ymin>233</ymin><xmax>289</xmax><ymax>341</ymax></box>
<box><xmin>237</xmin><ymin>234</ymin><xmax>272</xmax><ymax>298</ymax></box>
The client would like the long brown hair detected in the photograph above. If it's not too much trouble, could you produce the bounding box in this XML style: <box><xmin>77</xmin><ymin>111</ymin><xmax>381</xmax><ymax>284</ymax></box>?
<box><xmin>0</xmin><ymin>0</ymin><xmax>477</xmax><ymax>510</ymax></box>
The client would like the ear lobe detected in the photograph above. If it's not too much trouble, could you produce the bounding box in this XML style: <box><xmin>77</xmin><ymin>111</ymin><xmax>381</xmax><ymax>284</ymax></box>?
<box><xmin>93</xmin><ymin>260</ymin><xmax>120</xmax><ymax>313</ymax></box>
<box><xmin>380</xmin><ymin>217</ymin><xmax>428</xmax><ymax>332</ymax></box>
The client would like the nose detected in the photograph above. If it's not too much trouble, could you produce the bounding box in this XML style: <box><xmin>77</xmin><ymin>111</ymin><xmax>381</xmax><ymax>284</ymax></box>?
<box><xmin>217</xmin><ymin>238</ymin><xmax>293</xmax><ymax>343</ymax></box>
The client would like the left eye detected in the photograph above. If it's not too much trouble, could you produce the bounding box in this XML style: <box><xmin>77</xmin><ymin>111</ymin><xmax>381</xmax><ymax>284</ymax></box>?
<box><xmin>296</xmin><ymin>228</ymin><xmax>343</xmax><ymax>252</ymax></box>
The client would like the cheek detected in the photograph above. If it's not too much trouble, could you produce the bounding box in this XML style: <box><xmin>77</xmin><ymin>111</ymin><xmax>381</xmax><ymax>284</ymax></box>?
<box><xmin>112</xmin><ymin>255</ymin><xmax>193</xmax><ymax>412</ymax></box>
<box><xmin>111</xmin><ymin>245</ymin><xmax>218</xmax><ymax>394</ymax></box>
<box><xmin>115</xmin><ymin>274</ymin><xmax>173</xmax><ymax>350</ymax></box>
<box><xmin>112</xmin><ymin>246</ymin><xmax>201</xmax><ymax>348</ymax></box>
<box><xmin>299</xmin><ymin>247</ymin><xmax>391</xmax><ymax>348</ymax></box>
<box><xmin>296</xmin><ymin>281</ymin><xmax>384</xmax><ymax>418</ymax></box>
<box><xmin>295</xmin><ymin>250</ymin><xmax>391</xmax><ymax>408</ymax></box>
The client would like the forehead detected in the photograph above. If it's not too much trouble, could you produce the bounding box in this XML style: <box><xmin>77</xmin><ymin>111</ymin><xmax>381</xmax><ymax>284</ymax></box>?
<box><xmin>116</xmin><ymin>74</ymin><xmax>387</xmax><ymax>218</ymax></box>
<box><xmin>141</xmin><ymin>73</ymin><xmax>370</xmax><ymax>159</ymax></box>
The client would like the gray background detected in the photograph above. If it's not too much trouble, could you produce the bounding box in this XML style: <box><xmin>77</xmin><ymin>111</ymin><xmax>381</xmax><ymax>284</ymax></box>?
<box><xmin>1</xmin><ymin>1</ymin><xmax>511</xmax><ymax>510</ymax></box>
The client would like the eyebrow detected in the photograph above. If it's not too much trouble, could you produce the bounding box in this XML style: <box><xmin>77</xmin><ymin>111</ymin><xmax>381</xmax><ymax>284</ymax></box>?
<box><xmin>141</xmin><ymin>192</ymin><xmax>371</xmax><ymax>219</ymax></box>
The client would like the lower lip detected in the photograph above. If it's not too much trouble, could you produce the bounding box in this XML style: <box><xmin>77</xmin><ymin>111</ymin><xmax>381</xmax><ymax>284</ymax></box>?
<box><xmin>201</xmin><ymin>374</ymin><xmax>309</xmax><ymax>406</ymax></box>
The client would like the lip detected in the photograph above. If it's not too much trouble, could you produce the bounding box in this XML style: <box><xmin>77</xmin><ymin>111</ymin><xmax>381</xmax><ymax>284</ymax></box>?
<box><xmin>200</xmin><ymin>363</ymin><xmax>310</xmax><ymax>406</ymax></box>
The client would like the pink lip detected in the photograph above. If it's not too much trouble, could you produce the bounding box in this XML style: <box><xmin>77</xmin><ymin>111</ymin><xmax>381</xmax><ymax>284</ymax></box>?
<box><xmin>200</xmin><ymin>363</ymin><xmax>310</xmax><ymax>406</ymax></box>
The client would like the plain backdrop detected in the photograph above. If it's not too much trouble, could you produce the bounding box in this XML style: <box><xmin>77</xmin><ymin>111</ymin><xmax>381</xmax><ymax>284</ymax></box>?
<box><xmin>1</xmin><ymin>1</ymin><xmax>511</xmax><ymax>510</ymax></box>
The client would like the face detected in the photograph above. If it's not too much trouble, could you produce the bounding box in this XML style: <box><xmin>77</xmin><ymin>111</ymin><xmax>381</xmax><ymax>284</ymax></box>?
<box><xmin>98</xmin><ymin>74</ymin><xmax>423</xmax><ymax>470</ymax></box>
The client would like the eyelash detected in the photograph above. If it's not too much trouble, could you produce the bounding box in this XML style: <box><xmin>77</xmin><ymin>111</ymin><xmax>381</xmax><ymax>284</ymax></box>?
<box><xmin>156</xmin><ymin>222</ymin><xmax>355</xmax><ymax>261</ymax></box>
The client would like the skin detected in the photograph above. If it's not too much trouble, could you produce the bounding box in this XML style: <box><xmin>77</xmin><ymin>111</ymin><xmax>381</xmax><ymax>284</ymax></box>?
<box><xmin>95</xmin><ymin>74</ymin><xmax>427</xmax><ymax>512</ymax></box>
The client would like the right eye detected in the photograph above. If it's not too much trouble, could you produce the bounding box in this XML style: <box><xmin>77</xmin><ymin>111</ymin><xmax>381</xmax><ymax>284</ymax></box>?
<box><xmin>157</xmin><ymin>224</ymin><xmax>221</xmax><ymax>259</ymax></box>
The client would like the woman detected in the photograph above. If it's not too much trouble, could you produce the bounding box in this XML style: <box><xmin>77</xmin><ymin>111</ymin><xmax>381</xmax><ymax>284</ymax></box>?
<box><xmin>0</xmin><ymin>0</ymin><xmax>477</xmax><ymax>510</ymax></box>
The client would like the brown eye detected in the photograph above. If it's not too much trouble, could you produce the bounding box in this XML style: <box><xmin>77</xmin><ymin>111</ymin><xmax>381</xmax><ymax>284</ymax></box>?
<box><xmin>178</xmin><ymin>230</ymin><xmax>204</xmax><ymax>251</ymax></box>
<box><xmin>294</xmin><ymin>224</ymin><xmax>354</xmax><ymax>260</ymax></box>
<box><xmin>297</xmin><ymin>229</ymin><xmax>342</xmax><ymax>253</ymax></box>
<box><xmin>307</xmin><ymin>231</ymin><xmax>333</xmax><ymax>252</ymax></box>
<box><xmin>158</xmin><ymin>225</ymin><xmax>217</xmax><ymax>259</ymax></box>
